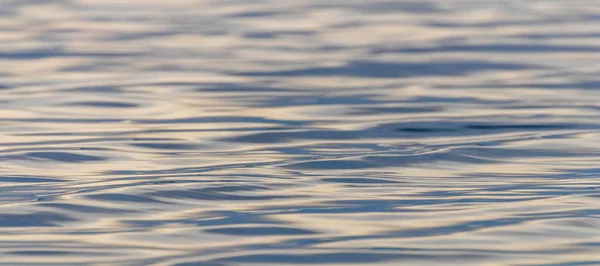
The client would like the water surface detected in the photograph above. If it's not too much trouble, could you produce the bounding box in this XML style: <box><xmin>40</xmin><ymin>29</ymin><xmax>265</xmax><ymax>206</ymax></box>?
<box><xmin>1</xmin><ymin>0</ymin><xmax>600</xmax><ymax>265</ymax></box>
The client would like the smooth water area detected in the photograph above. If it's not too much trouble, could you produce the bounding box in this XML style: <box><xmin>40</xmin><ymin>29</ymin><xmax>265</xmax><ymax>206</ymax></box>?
<box><xmin>1</xmin><ymin>0</ymin><xmax>600</xmax><ymax>265</ymax></box>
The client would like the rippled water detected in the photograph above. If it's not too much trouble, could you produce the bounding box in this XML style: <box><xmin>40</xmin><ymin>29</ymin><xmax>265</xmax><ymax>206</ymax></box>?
<box><xmin>2</xmin><ymin>0</ymin><xmax>600</xmax><ymax>265</ymax></box>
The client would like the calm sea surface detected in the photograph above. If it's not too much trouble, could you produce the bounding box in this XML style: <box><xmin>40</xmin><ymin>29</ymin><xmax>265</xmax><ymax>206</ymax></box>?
<box><xmin>2</xmin><ymin>0</ymin><xmax>600</xmax><ymax>265</ymax></box>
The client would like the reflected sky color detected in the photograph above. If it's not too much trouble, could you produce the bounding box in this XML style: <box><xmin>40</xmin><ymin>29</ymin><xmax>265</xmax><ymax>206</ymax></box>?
<box><xmin>1</xmin><ymin>0</ymin><xmax>600</xmax><ymax>265</ymax></box>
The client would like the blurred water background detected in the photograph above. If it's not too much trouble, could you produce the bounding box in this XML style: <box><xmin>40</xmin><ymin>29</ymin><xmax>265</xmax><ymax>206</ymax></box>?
<box><xmin>1</xmin><ymin>0</ymin><xmax>600</xmax><ymax>265</ymax></box>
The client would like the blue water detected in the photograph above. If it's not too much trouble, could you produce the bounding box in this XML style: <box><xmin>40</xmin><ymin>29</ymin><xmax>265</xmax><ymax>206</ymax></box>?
<box><xmin>1</xmin><ymin>0</ymin><xmax>600</xmax><ymax>265</ymax></box>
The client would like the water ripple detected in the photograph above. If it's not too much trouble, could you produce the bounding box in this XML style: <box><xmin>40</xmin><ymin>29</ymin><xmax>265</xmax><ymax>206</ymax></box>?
<box><xmin>1</xmin><ymin>0</ymin><xmax>600</xmax><ymax>265</ymax></box>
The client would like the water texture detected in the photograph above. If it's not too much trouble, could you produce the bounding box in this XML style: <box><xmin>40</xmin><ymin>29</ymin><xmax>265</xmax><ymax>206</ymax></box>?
<box><xmin>1</xmin><ymin>0</ymin><xmax>600</xmax><ymax>265</ymax></box>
